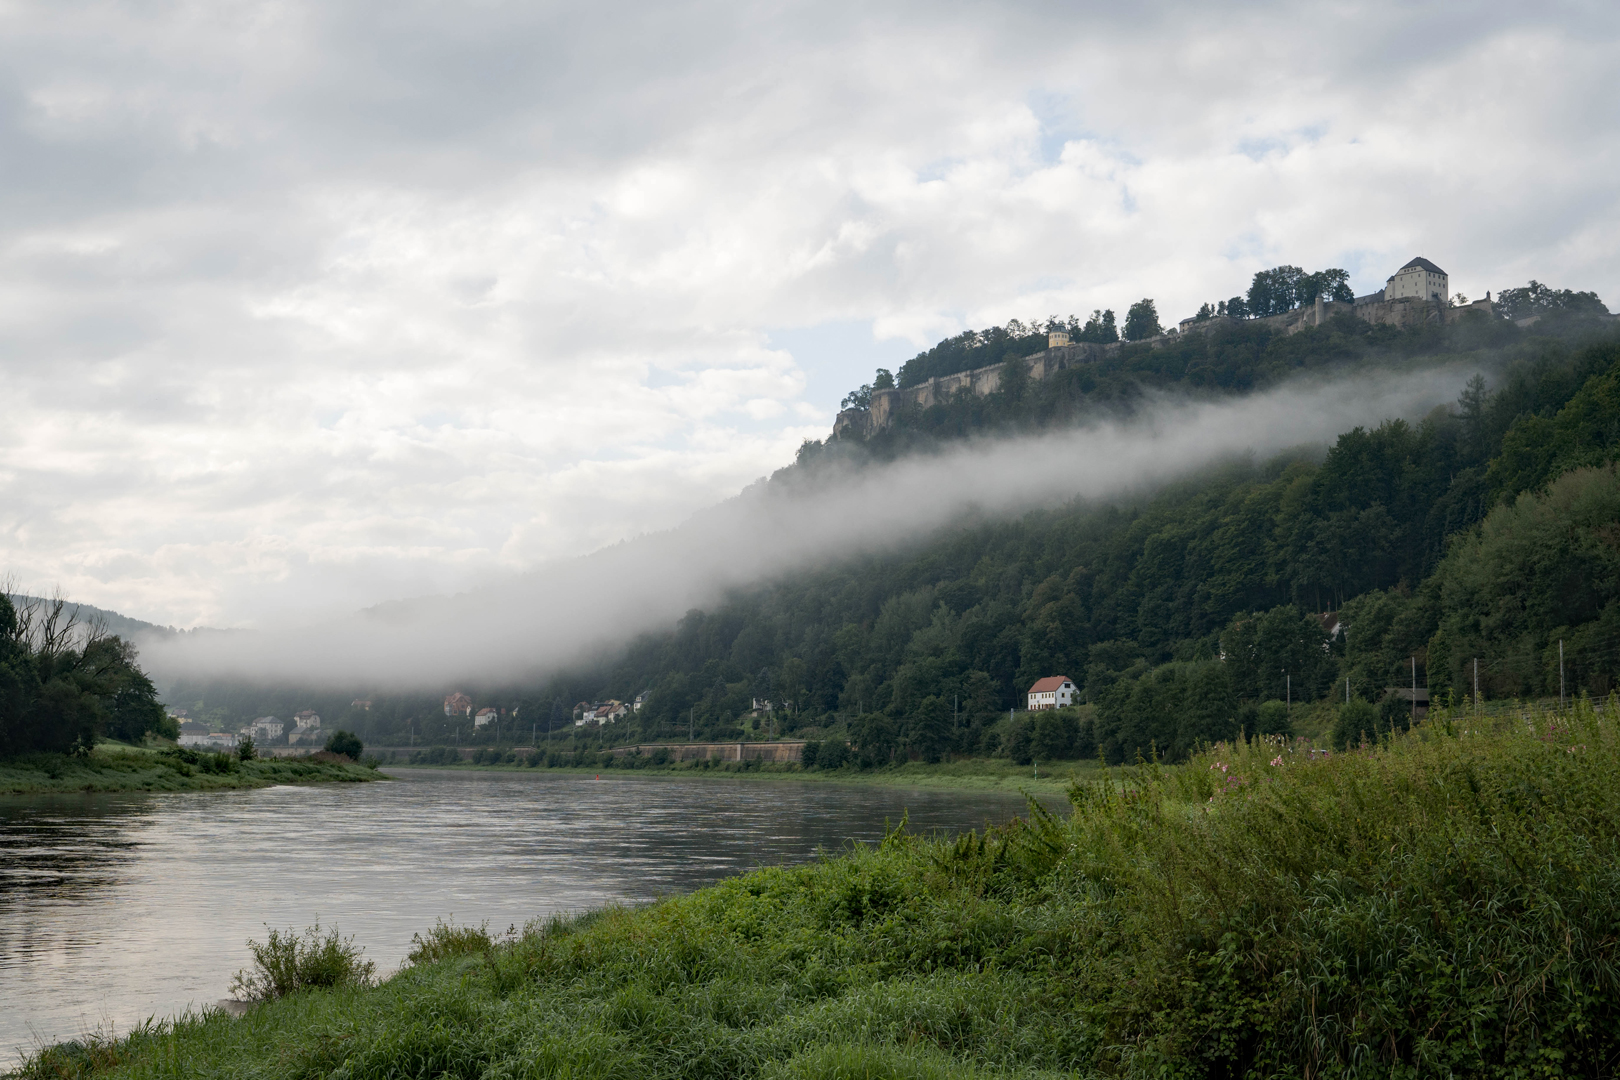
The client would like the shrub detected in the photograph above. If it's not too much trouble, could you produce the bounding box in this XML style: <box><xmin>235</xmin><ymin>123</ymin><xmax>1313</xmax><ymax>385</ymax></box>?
<box><xmin>228</xmin><ymin>923</ymin><xmax>375</xmax><ymax>1001</ymax></box>
<box><xmin>1254</xmin><ymin>699</ymin><xmax>1293</xmax><ymax>736</ymax></box>
<box><xmin>407</xmin><ymin>919</ymin><xmax>495</xmax><ymax>966</ymax></box>
<box><xmin>203</xmin><ymin>751</ymin><xmax>237</xmax><ymax>774</ymax></box>
<box><xmin>1332</xmin><ymin>697</ymin><xmax>1379</xmax><ymax>749</ymax></box>
<box><xmin>324</xmin><ymin>730</ymin><xmax>363</xmax><ymax>760</ymax></box>
<box><xmin>237</xmin><ymin>736</ymin><xmax>256</xmax><ymax>761</ymax></box>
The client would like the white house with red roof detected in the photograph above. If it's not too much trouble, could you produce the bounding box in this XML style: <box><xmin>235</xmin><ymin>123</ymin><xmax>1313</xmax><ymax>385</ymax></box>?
<box><xmin>474</xmin><ymin>707</ymin><xmax>498</xmax><ymax>728</ymax></box>
<box><xmin>1027</xmin><ymin>676</ymin><xmax>1076</xmax><ymax>711</ymax></box>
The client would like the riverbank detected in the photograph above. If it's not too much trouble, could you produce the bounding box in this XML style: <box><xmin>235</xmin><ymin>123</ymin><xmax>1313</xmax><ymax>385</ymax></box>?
<box><xmin>383</xmin><ymin>755</ymin><xmax>1089</xmax><ymax>795</ymax></box>
<box><xmin>17</xmin><ymin>700</ymin><xmax>1620</xmax><ymax>1078</ymax></box>
<box><xmin>0</xmin><ymin>744</ymin><xmax>381</xmax><ymax>795</ymax></box>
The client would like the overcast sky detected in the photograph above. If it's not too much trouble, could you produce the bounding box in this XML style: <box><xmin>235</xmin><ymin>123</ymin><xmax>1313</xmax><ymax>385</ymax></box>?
<box><xmin>2</xmin><ymin>0</ymin><xmax>1617</xmax><ymax>630</ymax></box>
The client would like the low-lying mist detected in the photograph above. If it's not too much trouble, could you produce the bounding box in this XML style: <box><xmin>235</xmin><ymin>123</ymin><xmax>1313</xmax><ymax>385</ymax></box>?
<box><xmin>143</xmin><ymin>362</ymin><xmax>1480</xmax><ymax>689</ymax></box>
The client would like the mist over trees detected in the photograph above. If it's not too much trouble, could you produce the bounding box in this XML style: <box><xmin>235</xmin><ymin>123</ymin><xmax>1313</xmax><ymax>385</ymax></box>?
<box><xmin>166</xmin><ymin>284</ymin><xmax>1618</xmax><ymax>768</ymax></box>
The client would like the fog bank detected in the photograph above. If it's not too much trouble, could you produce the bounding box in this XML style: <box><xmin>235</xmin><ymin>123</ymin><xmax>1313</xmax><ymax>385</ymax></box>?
<box><xmin>143</xmin><ymin>364</ymin><xmax>1475</xmax><ymax>688</ymax></box>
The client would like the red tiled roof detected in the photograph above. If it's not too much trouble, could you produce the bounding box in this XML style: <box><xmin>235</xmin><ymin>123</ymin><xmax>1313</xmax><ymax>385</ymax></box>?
<box><xmin>1028</xmin><ymin>676</ymin><xmax>1073</xmax><ymax>694</ymax></box>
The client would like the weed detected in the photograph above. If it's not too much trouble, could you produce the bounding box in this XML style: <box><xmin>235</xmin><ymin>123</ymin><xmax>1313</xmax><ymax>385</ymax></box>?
<box><xmin>228</xmin><ymin>923</ymin><xmax>376</xmax><ymax>1001</ymax></box>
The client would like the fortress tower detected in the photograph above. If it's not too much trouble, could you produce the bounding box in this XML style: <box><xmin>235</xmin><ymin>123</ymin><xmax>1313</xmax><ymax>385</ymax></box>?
<box><xmin>1384</xmin><ymin>257</ymin><xmax>1448</xmax><ymax>303</ymax></box>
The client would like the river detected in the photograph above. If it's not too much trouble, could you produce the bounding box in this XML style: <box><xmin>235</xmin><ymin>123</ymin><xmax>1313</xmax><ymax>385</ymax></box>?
<box><xmin>0</xmin><ymin>769</ymin><xmax>1047</xmax><ymax>1064</ymax></box>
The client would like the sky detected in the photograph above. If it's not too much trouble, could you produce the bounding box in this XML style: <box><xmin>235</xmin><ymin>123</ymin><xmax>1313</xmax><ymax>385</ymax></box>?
<box><xmin>2</xmin><ymin>0</ymin><xmax>1618</xmax><ymax>630</ymax></box>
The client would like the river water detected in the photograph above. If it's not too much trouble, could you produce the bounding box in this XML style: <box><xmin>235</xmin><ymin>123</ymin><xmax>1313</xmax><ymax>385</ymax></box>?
<box><xmin>0</xmin><ymin>769</ymin><xmax>1045</xmax><ymax>1064</ymax></box>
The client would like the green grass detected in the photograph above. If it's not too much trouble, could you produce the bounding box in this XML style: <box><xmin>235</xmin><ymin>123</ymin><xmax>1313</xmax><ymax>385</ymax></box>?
<box><xmin>18</xmin><ymin>699</ymin><xmax>1620</xmax><ymax>1078</ymax></box>
<box><xmin>0</xmin><ymin>743</ymin><xmax>382</xmax><ymax>794</ymax></box>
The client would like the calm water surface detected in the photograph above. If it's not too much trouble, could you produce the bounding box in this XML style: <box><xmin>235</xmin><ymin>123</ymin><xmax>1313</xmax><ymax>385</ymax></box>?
<box><xmin>0</xmin><ymin>769</ymin><xmax>1044</xmax><ymax>1063</ymax></box>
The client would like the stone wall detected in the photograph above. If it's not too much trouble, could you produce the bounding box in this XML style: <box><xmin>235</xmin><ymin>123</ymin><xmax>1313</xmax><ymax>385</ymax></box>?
<box><xmin>604</xmin><ymin>741</ymin><xmax>806</xmax><ymax>763</ymax></box>
<box><xmin>830</xmin><ymin>295</ymin><xmax>1498</xmax><ymax>439</ymax></box>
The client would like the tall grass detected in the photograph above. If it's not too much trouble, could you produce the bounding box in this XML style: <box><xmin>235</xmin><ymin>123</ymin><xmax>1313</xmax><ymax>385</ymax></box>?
<box><xmin>16</xmin><ymin>699</ymin><xmax>1620</xmax><ymax>1079</ymax></box>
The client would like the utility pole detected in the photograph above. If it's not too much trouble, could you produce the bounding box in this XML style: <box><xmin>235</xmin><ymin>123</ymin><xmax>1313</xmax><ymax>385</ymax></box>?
<box><xmin>689</xmin><ymin>706</ymin><xmax>694</xmax><ymax>742</ymax></box>
<box><xmin>1286</xmin><ymin>670</ymin><xmax>1291</xmax><ymax>714</ymax></box>
<box><xmin>1473</xmin><ymin>657</ymin><xmax>1479</xmax><ymax>716</ymax></box>
<box><xmin>1345</xmin><ymin>677</ymin><xmax>1350</xmax><ymax>704</ymax></box>
<box><xmin>1411</xmin><ymin>656</ymin><xmax>1417</xmax><ymax>724</ymax></box>
<box><xmin>1560</xmin><ymin>639</ymin><xmax>1566</xmax><ymax>709</ymax></box>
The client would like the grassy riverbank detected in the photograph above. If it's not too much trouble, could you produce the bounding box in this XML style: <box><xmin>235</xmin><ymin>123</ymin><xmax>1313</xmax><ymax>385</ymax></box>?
<box><xmin>0</xmin><ymin>743</ymin><xmax>381</xmax><ymax>795</ymax></box>
<box><xmin>20</xmin><ymin>699</ymin><xmax>1620</xmax><ymax>1078</ymax></box>
<box><xmin>387</xmin><ymin>755</ymin><xmax>1088</xmax><ymax>795</ymax></box>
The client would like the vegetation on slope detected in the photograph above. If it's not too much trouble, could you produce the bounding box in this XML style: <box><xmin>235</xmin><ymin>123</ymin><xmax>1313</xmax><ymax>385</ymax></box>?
<box><xmin>21</xmin><ymin>701</ymin><xmax>1620</xmax><ymax>1079</ymax></box>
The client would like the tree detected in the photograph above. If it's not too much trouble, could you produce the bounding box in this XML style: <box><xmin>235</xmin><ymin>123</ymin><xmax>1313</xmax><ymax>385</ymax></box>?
<box><xmin>872</xmin><ymin>368</ymin><xmax>895</xmax><ymax>391</ymax></box>
<box><xmin>1298</xmin><ymin>269</ymin><xmax>1353</xmax><ymax>305</ymax></box>
<box><xmin>1223</xmin><ymin>295</ymin><xmax>1250</xmax><ymax>319</ymax></box>
<box><xmin>1031</xmin><ymin>709</ymin><xmax>1077</xmax><ymax>760</ymax></box>
<box><xmin>1123</xmin><ymin>299</ymin><xmax>1161</xmax><ymax>341</ymax></box>
<box><xmin>1331</xmin><ymin>698</ymin><xmax>1378</xmax><ymax>749</ymax></box>
<box><xmin>908</xmin><ymin>695</ymin><xmax>951</xmax><ymax>762</ymax></box>
<box><xmin>1247</xmin><ymin>265</ymin><xmax>1306</xmax><ymax>318</ymax></box>
<box><xmin>1495</xmin><ymin>281</ymin><xmax>1610</xmax><ymax>322</ymax></box>
<box><xmin>1077</xmin><ymin>309</ymin><xmax>1118</xmax><ymax>343</ymax></box>
<box><xmin>840</xmin><ymin>384</ymin><xmax>873</xmax><ymax>410</ymax></box>
<box><xmin>0</xmin><ymin>593</ymin><xmax>167</xmax><ymax>758</ymax></box>
<box><xmin>325</xmin><ymin>730</ymin><xmax>363</xmax><ymax>760</ymax></box>
<box><xmin>849</xmin><ymin>712</ymin><xmax>896</xmax><ymax>768</ymax></box>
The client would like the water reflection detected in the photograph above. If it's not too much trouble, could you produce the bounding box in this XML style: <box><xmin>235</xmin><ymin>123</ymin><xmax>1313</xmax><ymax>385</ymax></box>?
<box><xmin>0</xmin><ymin>770</ymin><xmax>1046</xmax><ymax>1063</ymax></box>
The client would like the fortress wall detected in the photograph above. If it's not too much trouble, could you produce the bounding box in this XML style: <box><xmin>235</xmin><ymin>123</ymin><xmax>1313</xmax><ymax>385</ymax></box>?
<box><xmin>832</xmin><ymin>297</ymin><xmax>1496</xmax><ymax>440</ymax></box>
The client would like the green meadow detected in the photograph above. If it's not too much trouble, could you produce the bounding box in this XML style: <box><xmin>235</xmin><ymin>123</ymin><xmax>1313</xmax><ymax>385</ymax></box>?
<box><xmin>0</xmin><ymin>742</ymin><xmax>380</xmax><ymax>795</ymax></box>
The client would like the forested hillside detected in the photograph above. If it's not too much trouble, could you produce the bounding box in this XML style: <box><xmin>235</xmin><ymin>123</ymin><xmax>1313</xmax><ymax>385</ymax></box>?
<box><xmin>169</xmin><ymin>297</ymin><xmax>1620</xmax><ymax>765</ymax></box>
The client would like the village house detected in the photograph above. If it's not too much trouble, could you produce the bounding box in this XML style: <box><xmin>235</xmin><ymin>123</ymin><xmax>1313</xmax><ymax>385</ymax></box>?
<box><xmin>293</xmin><ymin>710</ymin><xmax>322</xmax><ymax>731</ymax></box>
<box><xmin>178</xmin><ymin>730</ymin><xmax>236</xmax><ymax>751</ymax></box>
<box><xmin>633</xmin><ymin>691</ymin><xmax>650</xmax><ymax>712</ymax></box>
<box><xmin>444</xmin><ymin>692</ymin><xmax>472</xmax><ymax>717</ymax></box>
<box><xmin>474</xmin><ymin>707</ymin><xmax>498</xmax><ymax>728</ymax></box>
<box><xmin>1027</xmin><ymin>676</ymin><xmax>1077</xmax><ymax>711</ymax></box>
<box><xmin>248</xmin><ymin>716</ymin><xmax>284</xmax><ymax>741</ymax></box>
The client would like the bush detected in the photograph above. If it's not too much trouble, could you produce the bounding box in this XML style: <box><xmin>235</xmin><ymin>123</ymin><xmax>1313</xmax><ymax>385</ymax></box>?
<box><xmin>1254</xmin><ymin>699</ymin><xmax>1293</xmax><ymax>736</ymax></box>
<box><xmin>324</xmin><ymin>730</ymin><xmax>363</xmax><ymax>760</ymax></box>
<box><xmin>407</xmin><ymin>919</ymin><xmax>495</xmax><ymax>966</ymax></box>
<box><xmin>237</xmin><ymin>736</ymin><xmax>256</xmax><ymax>761</ymax></box>
<box><xmin>203</xmin><ymin>751</ymin><xmax>237</xmax><ymax>774</ymax></box>
<box><xmin>1332</xmin><ymin>697</ymin><xmax>1379</xmax><ymax>749</ymax></box>
<box><xmin>228</xmin><ymin>923</ymin><xmax>375</xmax><ymax>1001</ymax></box>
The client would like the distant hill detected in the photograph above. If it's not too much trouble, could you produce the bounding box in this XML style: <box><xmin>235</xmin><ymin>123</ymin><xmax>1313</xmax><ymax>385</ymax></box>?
<box><xmin>6</xmin><ymin>594</ymin><xmax>180</xmax><ymax>642</ymax></box>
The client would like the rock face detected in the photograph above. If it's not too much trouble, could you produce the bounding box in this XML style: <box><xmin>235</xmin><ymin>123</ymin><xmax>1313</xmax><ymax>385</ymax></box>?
<box><xmin>831</xmin><ymin>295</ymin><xmax>1496</xmax><ymax>440</ymax></box>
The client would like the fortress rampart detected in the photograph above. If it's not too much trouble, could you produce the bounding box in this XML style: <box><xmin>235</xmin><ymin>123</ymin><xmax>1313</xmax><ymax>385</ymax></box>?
<box><xmin>832</xmin><ymin>293</ymin><xmax>1496</xmax><ymax>440</ymax></box>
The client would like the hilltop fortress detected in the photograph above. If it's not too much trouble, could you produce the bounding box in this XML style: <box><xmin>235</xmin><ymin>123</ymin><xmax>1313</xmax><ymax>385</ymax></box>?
<box><xmin>833</xmin><ymin>257</ymin><xmax>1496</xmax><ymax>440</ymax></box>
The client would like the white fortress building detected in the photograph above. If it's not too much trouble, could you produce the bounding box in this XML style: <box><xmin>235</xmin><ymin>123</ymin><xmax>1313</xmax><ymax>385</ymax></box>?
<box><xmin>1384</xmin><ymin>256</ymin><xmax>1448</xmax><ymax>303</ymax></box>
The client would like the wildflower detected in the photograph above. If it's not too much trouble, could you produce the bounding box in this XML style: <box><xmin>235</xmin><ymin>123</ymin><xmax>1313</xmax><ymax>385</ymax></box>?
<box><xmin>1270</xmin><ymin>755</ymin><xmax>1283</xmax><ymax>767</ymax></box>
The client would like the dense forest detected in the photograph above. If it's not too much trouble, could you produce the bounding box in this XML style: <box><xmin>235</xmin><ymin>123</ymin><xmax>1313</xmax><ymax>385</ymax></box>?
<box><xmin>165</xmin><ymin>288</ymin><xmax>1620</xmax><ymax>766</ymax></box>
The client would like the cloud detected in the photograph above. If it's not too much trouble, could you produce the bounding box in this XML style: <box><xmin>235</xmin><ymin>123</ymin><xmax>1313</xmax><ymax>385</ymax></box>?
<box><xmin>143</xmin><ymin>361</ymin><xmax>1477</xmax><ymax>688</ymax></box>
<box><xmin>1</xmin><ymin>0</ymin><xmax>1617</xmax><ymax>628</ymax></box>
